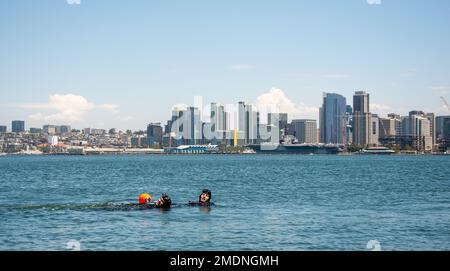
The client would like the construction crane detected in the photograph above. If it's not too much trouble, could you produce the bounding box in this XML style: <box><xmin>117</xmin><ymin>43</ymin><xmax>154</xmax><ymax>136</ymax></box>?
<box><xmin>441</xmin><ymin>96</ymin><xmax>450</xmax><ymax>112</ymax></box>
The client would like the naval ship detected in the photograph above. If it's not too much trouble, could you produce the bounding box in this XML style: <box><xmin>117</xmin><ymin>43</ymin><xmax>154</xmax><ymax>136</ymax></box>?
<box><xmin>248</xmin><ymin>136</ymin><xmax>344</xmax><ymax>154</ymax></box>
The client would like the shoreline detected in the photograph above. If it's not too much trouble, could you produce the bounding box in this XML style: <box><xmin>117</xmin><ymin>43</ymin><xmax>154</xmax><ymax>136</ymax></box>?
<box><xmin>1</xmin><ymin>152</ymin><xmax>449</xmax><ymax>156</ymax></box>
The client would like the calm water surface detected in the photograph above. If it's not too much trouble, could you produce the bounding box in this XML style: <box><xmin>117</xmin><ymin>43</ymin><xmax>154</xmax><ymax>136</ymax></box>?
<box><xmin>0</xmin><ymin>155</ymin><xmax>449</xmax><ymax>250</ymax></box>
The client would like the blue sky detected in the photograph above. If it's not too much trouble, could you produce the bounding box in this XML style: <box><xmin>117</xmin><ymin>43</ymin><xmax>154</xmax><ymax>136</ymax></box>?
<box><xmin>1</xmin><ymin>0</ymin><xmax>450</xmax><ymax>130</ymax></box>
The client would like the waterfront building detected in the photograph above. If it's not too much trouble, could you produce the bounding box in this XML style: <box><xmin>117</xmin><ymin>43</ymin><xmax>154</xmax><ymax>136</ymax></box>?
<box><xmin>268</xmin><ymin>112</ymin><xmax>287</xmax><ymax>143</ymax></box>
<box><xmin>12</xmin><ymin>120</ymin><xmax>25</xmax><ymax>133</ymax></box>
<box><xmin>406</xmin><ymin>111</ymin><xmax>433</xmax><ymax>152</ymax></box>
<box><xmin>147</xmin><ymin>123</ymin><xmax>163</xmax><ymax>146</ymax></box>
<box><xmin>345</xmin><ymin>105</ymin><xmax>353</xmax><ymax>145</ymax></box>
<box><xmin>131</xmin><ymin>135</ymin><xmax>148</xmax><ymax>148</ymax></box>
<box><xmin>352</xmin><ymin>91</ymin><xmax>371</xmax><ymax>146</ymax></box>
<box><xmin>319</xmin><ymin>93</ymin><xmax>347</xmax><ymax>144</ymax></box>
<box><xmin>238</xmin><ymin>101</ymin><xmax>247</xmax><ymax>145</ymax></box>
<box><xmin>443</xmin><ymin>118</ymin><xmax>450</xmax><ymax>150</ymax></box>
<box><xmin>210</xmin><ymin>102</ymin><xmax>228</xmax><ymax>144</ymax></box>
<box><xmin>186</xmin><ymin>106</ymin><xmax>202</xmax><ymax>145</ymax></box>
<box><xmin>246</xmin><ymin>104</ymin><xmax>258</xmax><ymax>144</ymax></box>
<box><xmin>436</xmin><ymin>116</ymin><xmax>450</xmax><ymax>141</ymax></box>
<box><xmin>424</xmin><ymin>113</ymin><xmax>436</xmax><ymax>146</ymax></box>
<box><xmin>291</xmin><ymin>119</ymin><xmax>318</xmax><ymax>144</ymax></box>
<box><xmin>370</xmin><ymin>114</ymin><xmax>379</xmax><ymax>146</ymax></box>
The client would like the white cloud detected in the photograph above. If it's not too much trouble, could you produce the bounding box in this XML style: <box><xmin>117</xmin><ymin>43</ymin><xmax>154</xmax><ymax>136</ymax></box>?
<box><xmin>367</xmin><ymin>0</ymin><xmax>381</xmax><ymax>5</ymax></box>
<box><xmin>17</xmin><ymin>94</ymin><xmax>118</xmax><ymax>123</ymax></box>
<box><xmin>66</xmin><ymin>0</ymin><xmax>81</xmax><ymax>5</ymax></box>
<box><xmin>231</xmin><ymin>65</ymin><xmax>256</xmax><ymax>71</ymax></box>
<box><xmin>255</xmin><ymin>88</ymin><xmax>319</xmax><ymax>121</ymax></box>
<box><xmin>370</xmin><ymin>103</ymin><xmax>392</xmax><ymax>116</ymax></box>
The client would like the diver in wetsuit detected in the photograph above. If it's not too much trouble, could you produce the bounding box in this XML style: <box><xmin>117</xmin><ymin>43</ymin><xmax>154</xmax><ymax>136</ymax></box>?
<box><xmin>137</xmin><ymin>193</ymin><xmax>171</xmax><ymax>208</ymax></box>
<box><xmin>189</xmin><ymin>189</ymin><xmax>212</xmax><ymax>206</ymax></box>
<box><xmin>154</xmin><ymin>193</ymin><xmax>172</xmax><ymax>208</ymax></box>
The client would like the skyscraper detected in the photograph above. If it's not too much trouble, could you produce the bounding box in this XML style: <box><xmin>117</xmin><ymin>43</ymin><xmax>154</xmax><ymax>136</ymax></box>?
<box><xmin>186</xmin><ymin>106</ymin><xmax>202</xmax><ymax>145</ymax></box>
<box><xmin>268</xmin><ymin>112</ymin><xmax>287</xmax><ymax>142</ymax></box>
<box><xmin>319</xmin><ymin>93</ymin><xmax>347</xmax><ymax>144</ymax></box>
<box><xmin>11</xmin><ymin>120</ymin><xmax>25</xmax><ymax>133</ymax></box>
<box><xmin>0</xmin><ymin>126</ymin><xmax>6</xmax><ymax>133</ymax></box>
<box><xmin>168</xmin><ymin>106</ymin><xmax>186</xmax><ymax>145</ymax></box>
<box><xmin>245</xmin><ymin>104</ymin><xmax>258</xmax><ymax>144</ymax></box>
<box><xmin>291</xmin><ymin>119</ymin><xmax>318</xmax><ymax>143</ymax></box>
<box><xmin>147</xmin><ymin>123</ymin><xmax>163</xmax><ymax>146</ymax></box>
<box><xmin>210</xmin><ymin>102</ymin><xmax>228</xmax><ymax>144</ymax></box>
<box><xmin>408</xmin><ymin>111</ymin><xmax>433</xmax><ymax>151</ymax></box>
<box><xmin>443</xmin><ymin>118</ymin><xmax>450</xmax><ymax>150</ymax></box>
<box><xmin>345</xmin><ymin>105</ymin><xmax>353</xmax><ymax>145</ymax></box>
<box><xmin>352</xmin><ymin>91</ymin><xmax>371</xmax><ymax>146</ymax></box>
<box><xmin>424</xmin><ymin>113</ymin><xmax>436</xmax><ymax>147</ymax></box>
<box><xmin>436</xmin><ymin>116</ymin><xmax>450</xmax><ymax>141</ymax></box>
<box><xmin>238</xmin><ymin>101</ymin><xmax>247</xmax><ymax>145</ymax></box>
<box><xmin>370</xmin><ymin>114</ymin><xmax>379</xmax><ymax>145</ymax></box>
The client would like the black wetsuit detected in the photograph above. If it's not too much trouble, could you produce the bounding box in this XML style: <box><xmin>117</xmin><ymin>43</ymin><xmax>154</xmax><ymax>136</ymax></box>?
<box><xmin>188</xmin><ymin>201</ymin><xmax>214</xmax><ymax>207</ymax></box>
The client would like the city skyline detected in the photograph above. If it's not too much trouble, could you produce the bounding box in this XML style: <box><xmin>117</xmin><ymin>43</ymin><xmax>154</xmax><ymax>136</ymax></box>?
<box><xmin>1</xmin><ymin>0</ymin><xmax>450</xmax><ymax>130</ymax></box>
<box><xmin>1</xmin><ymin>90</ymin><xmax>450</xmax><ymax>133</ymax></box>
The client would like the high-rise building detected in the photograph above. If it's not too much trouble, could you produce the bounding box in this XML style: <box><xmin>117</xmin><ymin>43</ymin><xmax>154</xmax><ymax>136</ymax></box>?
<box><xmin>210</xmin><ymin>102</ymin><xmax>228</xmax><ymax>144</ymax></box>
<box><xmin>443</xmin><ymin>118</ymin><xmax>450</xmax><ymax>150</ymax></box>
<box><xmin>407</xmin><ymin>111</ymin><xmax>433</xmax><ymax>152</ymax></box>
<box><xmin>147</xmin><ymin>123</ymin><xmax>163</xmax><ymax>146</ymax></box>
<box><xmin>319</xmin><ymin>93</ymin><xmax>347</xmax><ymax>144</ymax></box>
<box><xmin>436</xmin><ymin>116</ymin><xmax>450</xmax><ymax>141</ymax></box>
<box><xmin>424</xmin><ymin>113</ymin><xmax>435</xmax><ymax>146</ymax></box>
<box><xmin>186</xmin><ymin>106</ymin><xmax>202</xmax><ymax>145</ymax></box>
<box><xmin>291</xmin><ymin>119</ymin><xmax>318</xmax><ymax>143</ymax></box>
<box><xmin>387</xmin><ymin>113</ymin><xmax>402</xmax><ymax>136</ymax></box>
<box><xmin>268</xmin><ymin>112</ymin><xmax>287</xmax><ymax>142</ymax></box>
<box><xmin>53</xmin><ymin>125</ymin><xmax>71</xmax><ymax>135</ymax></box>
<box><xmin>247</xmin><ymin>105</ymin><xmax>259</xmax><ymax>144</ymax></box>
<box><xmin>379</xmin><ymin>117</ymin><xmax>400</xmax><ymax>137</ymax></box>
<box><xmin>238</xmin><ymin>101</ymin><xmax>247</xmax><ymax>145</ymax></box>
<box><xmin>345</xmin><ymin>105</ymin><xmax>353</xmax><ymax>145</ymax></box>
<box><xmin>0</xmin><ymin>126</ymin><xmax>6</xmax><ymax>133</ymax></box>
<box><xmin>43</xmin><ymin>125</ymin><xmax>56</xmax><ymax>135</ymax></box>
<box><xmin>370</xmin><ymin>114</ymin><xmax>379</xmax><ymax>145</ymax></box>
<box><xmin>11</xmin><ymin>120</ymin><xmax>25</xmax><ymax>133</ymax></box>
<box><xmin>352</xmin><ymin>91</ymin><xmax>371</xmax><ymax>146</ymax></box>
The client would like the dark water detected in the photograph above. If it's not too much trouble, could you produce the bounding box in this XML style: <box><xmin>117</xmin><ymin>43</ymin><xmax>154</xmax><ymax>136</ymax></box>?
<box><xmin>0</xmin><ymin>155</ymin><xmax>449</xmax><ymax>251</ymax></box>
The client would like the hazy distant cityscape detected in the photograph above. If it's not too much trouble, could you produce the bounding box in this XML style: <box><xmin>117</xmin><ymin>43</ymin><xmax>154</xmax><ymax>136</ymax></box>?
<box><xmin>1</xmin><ymin>91</ymin><xmax>449</xmax><ymax>155</ymax></box>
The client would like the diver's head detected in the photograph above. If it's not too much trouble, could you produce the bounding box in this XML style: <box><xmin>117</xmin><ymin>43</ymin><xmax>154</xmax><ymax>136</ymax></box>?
<box><xmin>155</xmin><ymin>193</ymin><xmax>172</xmax><ymax>208</ymax></box>
<box><xmin>199</xmin><ymin>189</ymin><xmax>211</xmax><ymax>203</ymax></box>
<box><xmin>138</xmin><ymin>193</ymin><xmax>152</xmax><ymax>205</ymax></box>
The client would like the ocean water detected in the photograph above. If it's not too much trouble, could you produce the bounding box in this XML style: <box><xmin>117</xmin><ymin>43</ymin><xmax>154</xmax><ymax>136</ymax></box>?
<box><xmin>0</xmin><ymin>154</ymin><xmax>449</xmax><ymax>251</ymax></box>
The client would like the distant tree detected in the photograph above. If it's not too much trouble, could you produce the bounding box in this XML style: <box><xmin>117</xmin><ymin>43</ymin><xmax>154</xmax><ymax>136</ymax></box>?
<box><xmin>346</xmin><ymin>144</ymin><xmax>363</xmax><ymax>153</ymax></box>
